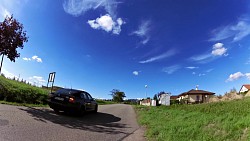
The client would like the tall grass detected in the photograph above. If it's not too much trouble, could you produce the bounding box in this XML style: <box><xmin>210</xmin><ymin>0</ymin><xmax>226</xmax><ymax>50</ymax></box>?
<box><xmin>0</xmin><ymin>76</ymin><xmax>49</xmax><ymax>104</ymax></box>
<box><xmin>135</xmin><ymin>98</ymin><xmax>250</xmax><ymax>141</ymax></box>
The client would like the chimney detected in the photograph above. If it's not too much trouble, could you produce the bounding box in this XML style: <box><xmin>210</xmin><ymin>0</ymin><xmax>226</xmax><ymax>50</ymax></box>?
<box><xmin>196</xmin><ymin>85</ymin><xmax>199</xmax><ymax>90</ymax></box>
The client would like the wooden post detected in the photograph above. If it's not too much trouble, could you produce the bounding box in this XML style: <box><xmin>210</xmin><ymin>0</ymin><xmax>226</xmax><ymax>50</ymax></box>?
<box><xmin>0</xmin><ymin>54</ymin><xmax>4</xmax><ymax>74</ymax></box>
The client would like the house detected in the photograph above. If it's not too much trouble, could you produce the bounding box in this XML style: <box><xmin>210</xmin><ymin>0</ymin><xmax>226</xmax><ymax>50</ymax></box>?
<box><xmin>140</xmin><ymin>99</ymin><xmax>151</xmax><ymax>106</ymax></box>
<box><xmin>178</xmin><ymin>88</ymin><xmax>215</xmax><ymax>104</ymax></box>
<box><xmin>158</xmin><ymin>93</ymin><xmax>170</xmax><ymax>106</ymax></box>
<box><xmin>239</xmin><ymin>84</ymin><xmax>250</xmax><ymax>95</ymax></box>
<box><xmin>170</xmin><ymin>95</ymin><xmax>179</xmax><ymax>100</ymax></box>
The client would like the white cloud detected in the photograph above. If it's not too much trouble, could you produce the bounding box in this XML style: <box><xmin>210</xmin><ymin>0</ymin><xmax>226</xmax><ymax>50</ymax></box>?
<box><xmin>23</xmin><ymin>57</ymin><xmax>31</xmax><ymax>61</ymax></box>
<box><xmin>1</xmin><ymin>68</ymin><xmax>16</xmax><ymax>79</ymax></box>
<box><xmin>190</xmin><ymin>43</ymin><xmax>228</xmax><ymax>63</ymax></box>
<box><xmin>162</xmin><ymin>65</ymin><xmax>181</xmax><ymax>74</ymax></box>
<box><xmin>211</xmin><ymin>43</ymin><xmax>228</xmax><ymax>56</ymax></box>
<box><xmin>0</xmin><ymin>8</ymin><xmax>10</xmax><ymax>19</ymax></box>
<box><xmin>132</xmin><ymin>71</ymin><xmax>139</xmax><ymax>76</ymax></box>
<box><xmin>199</xmin><ymin>73</ymin><xmax>206</xmax><ymax>77</ymax></box>
<box><xmin>32</xmin><ymin>55</ymin><xmax>42</xmax><ymax>63</ymax></box>
<box><xmin>87</xmin><ymin>14</ymin><xmax>124</xmax><ymax>34</ymax></box>
<box><xmin>63</xmin><ymin>0</ymin><xmax>120</xmax><ymax>17</ymax></box>
<box><xmin>186</xmin><ymin>66</ymin><xmax>199</xmax><ymax>69</ymax></box>
<box><xmin>226</xmin><ymin>72</ymin><xmax>244</xmax><ymax>82</ymax></box>
<box><xmin>210</xmin><ymin>19</ymin><xmax>250</xmax><ymax>42</ymax></box>
<box><xmin>246</xmin><ymin>73</ymin><xmax>250</xmax><ymax>80</ymax></box>
<box><xmin>131</xmin><ymin>20</ymin><xmax>151</xmax><ymax>44</ymax></box>
<box><xmin>139</xmin><ymin>49</ymin><xmax>176</xmax><ymax>64</ymax></box>
<box><xmin>192</xmin><ymin>72</ymin><xmax>196</xmax><ymax>75</ymax></box>
<box><xmin>23</xmin><ymin>55</ymin><xmax>42</xmax><ymax>63</ymax></box>
<box><xmin>0</xmin><ymin>0</ymin><xmax>28</xmax><ymax>21</ymax></box>
<box><xmin>29</xmin><ymin>76</ymin><xmax>46</xmax><ymax>86</ymax></box>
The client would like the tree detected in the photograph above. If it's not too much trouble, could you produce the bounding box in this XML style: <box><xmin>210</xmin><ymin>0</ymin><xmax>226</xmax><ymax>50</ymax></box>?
<box><xmin>0</xmin><ymin>15</ymin><xmax>28</xmax><ymax>73</ymax></box>
<box><xmin>110</xmin><ymin>89</ymin><xmax>126</xmax><ymax>102</ymax></box>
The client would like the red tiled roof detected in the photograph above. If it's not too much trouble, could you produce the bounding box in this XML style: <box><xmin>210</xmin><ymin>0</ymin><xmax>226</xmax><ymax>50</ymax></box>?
<box><xmin>170</xmin><ymin>96</ymin><xmax>179</xmax><ymax>100</ymax></box>
<box><xmin>179</xmin><ymin>89</ymin><xmax>215</xmax><ymax>96</ymax></box>
<box><xmin>243</xmin><ymin>84</ymin><xmax>250</xmax><ymax>90</ymax></box>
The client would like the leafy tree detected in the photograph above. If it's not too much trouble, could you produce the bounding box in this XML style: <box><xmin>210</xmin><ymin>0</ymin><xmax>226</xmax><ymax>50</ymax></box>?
<box><xmin>153</xmin><ymin>94</ymin><xmax>158</xmax><ymax>100</ymax></box>
<box><xmin>110</xmin><ymin>89</ymin><xmax>126</xmax><ymax>102</ymax></box>
<box><xmin>0</xmin><ymin>15</ymin><xmax>28</xmax><ymax>73</ymax></box>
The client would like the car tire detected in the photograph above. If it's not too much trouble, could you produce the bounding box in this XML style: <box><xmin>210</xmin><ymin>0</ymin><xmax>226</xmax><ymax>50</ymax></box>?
<box><xmin>53</xmin><ymin>109</ymin><xmax>59</xmax><ymax>113</ymax></box>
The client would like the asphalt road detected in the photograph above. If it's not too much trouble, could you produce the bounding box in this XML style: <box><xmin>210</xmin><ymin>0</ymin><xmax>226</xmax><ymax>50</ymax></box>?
<box><xmin>0</xmin><ymin>104</ymin><xmax>145</xmax><ymax>141</ymax></box>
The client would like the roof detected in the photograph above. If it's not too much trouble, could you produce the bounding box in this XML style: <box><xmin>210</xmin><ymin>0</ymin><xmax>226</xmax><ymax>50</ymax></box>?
<box><xmin>170</xmin><ymin>96</ymin><xmax>179</xmax><ymax>99</ymax></box>
<box><xmin>243</xmin><ymin>84</ymin><xmax>250</xmax><ymax>90</ymax></box>
<box><xmin>55</xmin><ymin>88</ymin><xmax>84</xmax><ymax>95</ymax></box>
<box><xmin>179</xmin><ymin>89</ymin><xmax>215</xmax><ymax>96</ymax></box>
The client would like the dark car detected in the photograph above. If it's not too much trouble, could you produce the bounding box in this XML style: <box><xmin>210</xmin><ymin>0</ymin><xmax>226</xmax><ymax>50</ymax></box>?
<box><xmin>48</xmin><ymin>88</ymin><xmax>98</xmax><ymax>115</ymax></box>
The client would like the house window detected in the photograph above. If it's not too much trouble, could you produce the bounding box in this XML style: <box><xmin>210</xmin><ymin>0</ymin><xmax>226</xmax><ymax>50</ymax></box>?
<box><xmin>196</xmin><ymin>95</ymin><xmax>200</xmax><ymax>101</ymax></box>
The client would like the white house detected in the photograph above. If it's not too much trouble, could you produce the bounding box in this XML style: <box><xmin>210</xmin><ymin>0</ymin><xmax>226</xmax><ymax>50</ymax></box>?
<box><xmin>239</xmin><ymin>84</ymin><xmax>250</xmax><ymax>95</ymax></box>
<box><xmin>158</xmin><ymin>93</ymin><xmax>170</xmax><ymax>106</ymax></box>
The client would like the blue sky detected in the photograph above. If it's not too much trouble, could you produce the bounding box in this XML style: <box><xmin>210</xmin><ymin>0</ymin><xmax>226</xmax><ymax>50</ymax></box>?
<box><xmin>1</xmin><ymin>0</ymin><xmax>250</xmax><ymax>99</ymax></box>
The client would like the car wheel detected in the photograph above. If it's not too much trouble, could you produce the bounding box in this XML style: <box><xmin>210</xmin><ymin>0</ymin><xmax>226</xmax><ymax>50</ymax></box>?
<box><xmin>53</xmin><ymin>109</ymin><xmax>59</xmax><ymax>113</ymax></box>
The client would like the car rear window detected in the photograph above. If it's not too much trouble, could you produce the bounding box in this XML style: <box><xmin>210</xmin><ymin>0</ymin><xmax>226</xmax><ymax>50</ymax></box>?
<box><xmin>55</xmin><ymin>89</ymin><xmax>82</xmax><ymax>96</ymax></box>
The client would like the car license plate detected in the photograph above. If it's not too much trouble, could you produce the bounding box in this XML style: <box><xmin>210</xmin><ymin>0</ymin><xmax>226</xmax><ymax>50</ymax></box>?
<box><xmin>55</xmin><ymin>97</ymin><xmax>64</xmax><ymax>101</ymax></box>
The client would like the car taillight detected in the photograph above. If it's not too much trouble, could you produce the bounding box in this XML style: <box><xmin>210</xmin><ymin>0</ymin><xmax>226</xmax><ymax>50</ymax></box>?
<box><xmin>69</xmin><ymin>97</ymin><xmax>75</xmax><ymax>103</ymax></box>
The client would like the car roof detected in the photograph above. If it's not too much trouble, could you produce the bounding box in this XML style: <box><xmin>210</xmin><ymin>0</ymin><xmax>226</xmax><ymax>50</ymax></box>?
<box><xmin>55</xmin><ymin>88</ymin><xmax>85</xmax><ymax>95</ymax></box>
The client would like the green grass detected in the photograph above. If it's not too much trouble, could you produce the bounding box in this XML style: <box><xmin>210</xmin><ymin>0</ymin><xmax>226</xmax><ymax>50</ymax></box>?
<box><xmin>135</xmin><ymin>98</ymin><xmax>250</xmax><ymax>141</ymax></box>
<box><xmin>0</xmin><ymin>75</ymin><xmax>49</xmax><ymax>105</ymax></box>
<box><xmin>0</xmin><ymin>100</ymin><xmax>49</xmax><ymax>107</ymax></box>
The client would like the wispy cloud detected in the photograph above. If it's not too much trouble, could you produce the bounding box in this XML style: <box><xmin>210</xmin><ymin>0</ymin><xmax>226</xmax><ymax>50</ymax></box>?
<box><xmin>132</xmin><ymin>71</ymin><xmax>139</xmax><ymax>76</ymax></box>
<box><xmin>246</xmin><ymin>58</ymin><xmax>250</xmax><ymax>65</ymax></box>
<box><xmin>131</xmin><ymin>20</ymin><xmax>151</xmax><ymax>45</ymax></box>
<box><xmin>190</xmin><ymin>42</ymin><xmax>228</xmax><ymax>63</ymax></box>
<box><xmin>139</xmin><ymin>49</ymin><xmax>176</xmax><ymax>64</ymax></box>
<box><xmin>87</xmin><ymin>14</ymin><xmax>124</xmax><ymax>34</ymax></box>
<box><xmin>162</xmin><ymin>65</ymin><xmax>181</xmax><ymax>74</ymax></box>
<box><xmin>0</xmin><ymin>7</ymin><xmax>10</xmax><ymax>20</ymax></box>
<box><xmin>210</xmin><ymin>18</ymin><xmax>250</xmax><ymax>42</ymax></box>
<box><xmin>190</xmin><ymin>53</ymin><xmax>212</xmax><ymax>63</ymax></box>
<box><xmin>198</xmin><ymin>73</ymin><xmax>206</xmax><ymax>77</ymax></box>
<box><xmin>226</xmin><ymin>72</ymin><xmax>250</xmax><ymax>82</ymax></box>
<box><xmin>206</xmin><ymin>69</ymin><xmax>214</xmax><ymax>73</ymax></box>
<box><xmin>29</xmin><ymin>76</ymin><xmax>46</xmax><ymax>86</ymax></box>
<box><xmin>23</xmin><ymin>55</ymin><xmax>42</xmax><ymax>63</ymax></box>
<box><xmin>186</xmin><ymin>66</ymin><xmax>199</xmax><ymax>69</ymax></box>
<box><xmin>63</xmin><ymin>0</ymin><xmax>120</xmax><ymax>17</ymax></box>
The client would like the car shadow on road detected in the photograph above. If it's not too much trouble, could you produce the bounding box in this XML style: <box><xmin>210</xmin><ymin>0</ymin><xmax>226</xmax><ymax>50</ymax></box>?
<box><xmin>18</xmin><ymin>107</ymin><xmax>127</xmax><ymax>134</ymax></box>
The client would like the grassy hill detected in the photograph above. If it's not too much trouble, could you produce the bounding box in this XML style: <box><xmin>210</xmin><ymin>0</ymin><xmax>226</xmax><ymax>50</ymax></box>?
<box><xmin>136</xmin><ymin>98</ymin><xmax>250</xmax><ymax>141</ymax></box>
<box><xmin>0</xmin><ymin>75</ymin><xmax>49</xmax><ymax>104</ymax></box>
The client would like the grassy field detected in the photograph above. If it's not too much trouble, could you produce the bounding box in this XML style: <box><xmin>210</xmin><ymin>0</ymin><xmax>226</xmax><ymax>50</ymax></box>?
<box><xmin>0</xmin><ymin>75</ymin><xmax>49</xmax><ymax>104</ymax></box>
<box><xmin>135</xmin><ymin>98</ymin><xmax>250</xmax><ymax>141</ymax></box>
